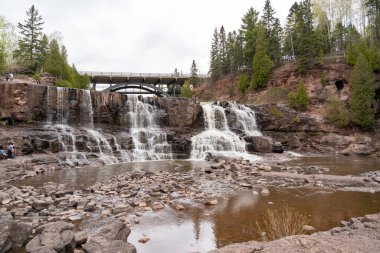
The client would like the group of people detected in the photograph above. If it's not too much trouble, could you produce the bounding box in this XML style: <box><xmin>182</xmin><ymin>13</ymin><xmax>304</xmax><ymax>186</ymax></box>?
<box><xmin>5</xmin><ymin>73</ymin><xmax>14</xmax><ymax>82</ymax></box>
<box><xmin>0</xmin><ymin>143</ymin><xmax>16</xmax><ymax>160</ymax></box>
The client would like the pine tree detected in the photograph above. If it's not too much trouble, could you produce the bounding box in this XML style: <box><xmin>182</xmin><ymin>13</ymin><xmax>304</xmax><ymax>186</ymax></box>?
<box><xmin>349</xmin><ymin>54</ymin><xmax>376</xmax><ymax>127</ymax></box>
<box><xmin>261</xmin><ymin>0</ymin><xmax>282</xmax><ymax>63</ymax></box>
<box><xmin>14</xmin><ymin>5</ymin><xmax>44</xmax><ymax>70</ymax></box>
<box><xmin>210</xmin><ymin>28</ymin><xmax>222</xmax><ymax>82</ymax></box>
<box><xmin>37</xmin><ymin>34</ymin><xmax>48</xmax><ymax>71</ymax></box>
<box><xmin>240</xmin><ymin>8</ymin><xmax>260</xmax><ymax>69</ymax></box>
<box><xmin>219</xmin><ymin>26</ymin><xmax>229</xmax><ymax>74</ymax></box>
<box><xmin>295</xmin><ymin>0</ymin><xmax>317</xmax><ymax>74</ymax></box>
<box><xmin>251</xmin><ymin>23</ymin><xmax>273</xmax><ymax>90</ymax></box>
<box><xmin>365</xmin><ymin>0</ymin><xmax>380</xmax><ymax>47</ymax></box>
<box><xmin>288</xmin><ymin>81</ymin><xmax>309</xmax><ymax>110</ymax></box>
<box><xmin>189</xmin><ymin>60</ymin><xmax>199</xmax><ymax>86</ymax></box>
<box><xmin>173</xmin><ymin>68</ymin><xmax>180</xmax><ymax>77</ymax></box>
<box><xmin>283</xmin><ymin>2</ymin><xmax>299</xmax><ymax>60</ymax></box>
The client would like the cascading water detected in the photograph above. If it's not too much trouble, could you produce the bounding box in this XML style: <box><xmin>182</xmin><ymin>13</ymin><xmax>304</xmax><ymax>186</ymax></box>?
<box><xmin>126</xmin><ymin>96</ymin><xmax>172</xmax><ymax>161</ymax></box>
<box><xmin>191</xmin><ymin>101</ymin><xmax>262</xmax><ymax>160</ymax></box>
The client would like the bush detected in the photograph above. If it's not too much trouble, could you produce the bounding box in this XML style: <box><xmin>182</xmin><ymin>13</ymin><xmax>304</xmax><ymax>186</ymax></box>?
<box><xmin>320</xmin><ymin>71</ymin><xmax>328</xmax><ymax>86</ymax></box>
<box><xmin>288</xmin><ymin>81</ymin><xmax>309</xmax><ymax>110</ymax></box>
<box><xmin>237</xmin><ymin>73</ymin><xmax>249</xmax><ymax>94</ymax></box>
<box><xmin>256</xmin><ymin>206</ymin><xmax>310</xmax><ymax>241</ymax></box>
<box><xmin>180</xmin><ymin>80</ymin><xmax>192</xmax><ymax>98</ymax></box>
<box><xmin>270</xmin><ymin>106</ymin><xmax>283</xmax><ymax>117</ymax></box>
<box><xmin>326</xmin><ymin>96</ymin><xmax>349</xmax><ymax>127</ymax></box>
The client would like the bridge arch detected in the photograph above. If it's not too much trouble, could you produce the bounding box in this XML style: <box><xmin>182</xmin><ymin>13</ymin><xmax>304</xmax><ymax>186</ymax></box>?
<box><xmin>104</xmin><ymin>83</ymin><xmax>171</xmax><ymax>97</ymax></box>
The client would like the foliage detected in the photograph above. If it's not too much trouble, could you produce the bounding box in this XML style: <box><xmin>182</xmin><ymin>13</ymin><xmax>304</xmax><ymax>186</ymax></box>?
<box><xmin>288</xmin><ymin>81</ymin><xmax>309</xmax><ymax>110</ymax></box>
<box><xmin>251</xmin><ymin>22</ymin><xmax>273</xmax><ymax>90</ymax></box>
<box><xmin>14</xmin><ymin>5</ymin><xmax>44</xmax><ymax>71</ymax></box>
<box><xmin>256</xmin><ymin>206</ymin><xmax>310</xmax><ymax>241</ymax></box>
<box><xmin>326</xmin><ymin>96</ymin><xmax>349</xmax><ymax>127</ymax></box>
<box><xmin>346</xmin><ymin>37</ymin><xmax>380</xmax><ymax>71</ymax></box>
<box><xmin>237</xmin><ymin>73</ymin><xmax>249</xmax><ymax>94</ymax></box>
<box><xmin>180</xmin><ymin>80</ymin><xmax>192</xmax><ymax>98</ymax></box>
<box><xmin>349</xmin><ymin>54</ymin><xmax>376</xmax><ymax>127</ymax></box>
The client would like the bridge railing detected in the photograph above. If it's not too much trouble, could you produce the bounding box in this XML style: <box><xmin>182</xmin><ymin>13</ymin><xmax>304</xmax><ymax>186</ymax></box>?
<box><xmin>78</xmin><ymin>71</ymin><xmax>209</xmax><ymax>79</ymax></box>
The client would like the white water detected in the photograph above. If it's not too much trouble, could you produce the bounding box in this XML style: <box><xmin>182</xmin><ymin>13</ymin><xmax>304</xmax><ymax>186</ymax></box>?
<box><xmin>126</xmin><ymin>96</ymin><xmax>172</xmax><ymax>161</ymax></box>
<box><xmin>191</xmin><ymin>102</ymin><xmax>262</xmax><ymax>160</ymax></box>
<box><xmin>45</xmin><ymin>87</ymin><xmax>172</xmax><ymax>165</ymax></box>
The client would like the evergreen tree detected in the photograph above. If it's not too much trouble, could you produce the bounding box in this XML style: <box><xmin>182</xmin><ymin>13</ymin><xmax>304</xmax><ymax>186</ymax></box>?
<box><xmin>240</xmin><ymin>8</ymin><xmax>260</xmax><ymax>69</ymax></box>
<box><xmin>237</xmin><ymin>73</ymin><xmax>249</xmax><ymax>93</ymax></box>
<box><xmin>283</xmin><ymin>2</ymin><xmax>299</xmax><ymax>60</ymax></box>
<box><xmin>189</xmin><ymin>60</ymin><xmax>199</xmax><ymax>86</ymax></box>
<box><xmin>332</xmin><ymin>21</ymin><xmax>346</xmax><ymax>52</ymax></box>
<box><xmin>173</xmin><ymin>68</ymin><xmax>180</xmax><ymax>77</ymax></box>
<box><xmin>295</xmin><ymin>0</ymin><xmax>317</xmax><ymax>73</ymax></box>
<box><xmin>349</xmin><ymin>54</ymin><xmax>376</xmax><ymax>127</ymax></box>
<box><xmin>365</xmin><ymin>0</ymin><xmax>380</xmax><ymax>47</ymax></box>
<box><xmin>37</xmin><ymin>34</ymin><xmax>48</xmax><ymax>71</ymax></box>
<box><xmin>219</xmin><ymin>26</ymin><xmax>229</xmax><ymax>74</ymax></box>
<box><xmin>44</xmin><ymin>39</ymin><xmax>64</xmax><ymax>78</ymax></box>
<box><xmin>14</xmin><ymin>5</ymin><xmax>44</xmax><ymax>70</ymax></box>
<box><xmin>288</xmin><ymin>81</ymin><xmax>309</xmax><ymax>110</ymax></box>
<box><xmin>181</xmin><ymin>80</ymin><xmax>192</xmax><ymax>98</ymax></box>
<box><xmin>209</xmin><ymin>28</ymin><xmax>222</xmax><ymax>82</ymax></box>
<box><xmin>251</xmin><ymin>23</ymin><xmax>273</xmax><ymax>90</ymax></box>
<box><xmin>261</xmin><ymin>0</ymin><xmax>282</xmax><ymax>63</ymax></box>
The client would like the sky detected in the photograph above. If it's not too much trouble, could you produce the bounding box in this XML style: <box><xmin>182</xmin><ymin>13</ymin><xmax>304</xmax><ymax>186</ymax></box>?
<box><xmin>0</xmin><ymin>0</ymin><xmax>294</xmax><ymax>74</ymax></box>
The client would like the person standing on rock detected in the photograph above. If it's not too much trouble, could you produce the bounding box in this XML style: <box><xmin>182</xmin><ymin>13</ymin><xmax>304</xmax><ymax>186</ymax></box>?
<box><xmin>5</xmin><ymin>73</ymin><xmax>9</xmax><ymax>82</ymax></box>
<box><xmin>0</xmin><ymin>146</ymin><xmax>7</xmax><ymax>159</ymax></box>
<box><xmin>7</xmin><ymin>115</ymin><xmax>13</xmax><ymax>126</ymax></box>
<box><xmin>9</xmin><ymin>73</ymin><xmax>13</xmax><ymax>81</ymax></box>
<box><xmin>7</xmin><ymin>143</ymin><xmax>15</xmax><ymax>159</ymax></box>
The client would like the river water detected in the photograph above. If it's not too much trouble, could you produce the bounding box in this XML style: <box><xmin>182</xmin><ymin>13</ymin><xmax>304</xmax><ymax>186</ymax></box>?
<box><xmin>13</xmin><ymin>155</ymin><xmax>380</xmax><ymax>253</ymax></box>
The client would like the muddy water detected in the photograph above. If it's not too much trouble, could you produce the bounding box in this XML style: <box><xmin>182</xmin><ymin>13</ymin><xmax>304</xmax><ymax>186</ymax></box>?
<box><xmin>128</xmin><ymin>189</ymin><xmax>380</xmax><ymax>252</ymax></box>
<box><xmin>283</xmin><ymin>155</ymin><xmax>380</xmax><ymax>175</ymax></box>
<box><xmin>13</xmin><ymin>156</ymin><xmax>380</xmax><ymax>253</ymax></box>
<box><xmin>12</xmin><ymin>160</ymin><xmax>211</xmax><ymax>189</ymax></box>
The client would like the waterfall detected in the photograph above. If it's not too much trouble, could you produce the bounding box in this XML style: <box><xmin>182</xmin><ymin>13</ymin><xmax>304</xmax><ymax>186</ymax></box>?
<box><xmin>126</xmin><ymin>96</ymin><xmax>172</xmax><ymax>161</ymax></box>
<box><xmin>57</xmin><ymin>87</ymin><xmax>69</xmax><ymax>124</ymax></box>
<box><xmin>81</xmin><ymin>90</ymin><xmax>94</xmax><ymax>128</ymax></box>
<box><xmin>191</xmin><ymin>102</ymin><xmax>262</xmax><ymax>160</ymax></box>
<box><xmin>46</xmin><ymin>86</ymin><xmax>53</xmax><ymax>124</ymax></box>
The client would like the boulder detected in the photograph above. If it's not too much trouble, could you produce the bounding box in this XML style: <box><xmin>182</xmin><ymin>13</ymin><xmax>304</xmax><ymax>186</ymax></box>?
<box><xmin>81</xmin><ymin>217</ymin><xmax>136</xmax><ymax>253</ymax></box>
<box><xmin>0</xmin><ymin>220</ymin><xmax>32</xmax><ymax>253</ymax></box>
<box><xmin>245</xmin><ymin>136</ymin><xmax>273</xmax><ymax>153</ymax></box>
<box><xmin>25</xmin><ymin>221</ymin><xmax>76</xmax><ymax>253</ymax></box>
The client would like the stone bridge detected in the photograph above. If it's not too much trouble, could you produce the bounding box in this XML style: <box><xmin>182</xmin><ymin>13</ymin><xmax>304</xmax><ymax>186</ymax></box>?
<box><xmin>79</xmin><ymin>71</ymin><xmax>208</xmax><ymax>97</ymax></box>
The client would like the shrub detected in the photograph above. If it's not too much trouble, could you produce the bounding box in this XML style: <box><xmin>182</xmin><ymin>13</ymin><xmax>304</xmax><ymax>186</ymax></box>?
<box><xmin>180</xmin><ymin>80</ymin><xmax>192</xmax><ymax>98</ymax></box>
<box><xmin>288</xmin><ymin>81</ymin><xmax>309</xmax><ymax>110</ymax></box>
<box><xmin>270</xmin><ymin>106</ymin><xmax>283</xmax><ymax>117</ymax></box>
<box><xmin>256</xmin><ymin>206</ymin><xmax>310</xmax><ymax>241</ymax></box>
<box><xmin>238</xmin><ymin>73</ymin><xmax>249</xmax><ymax>94</ymax></box>
<box><xmin>326</xmin><ymin>96</ymin><xmax>349</xmax><ymax>127</ymax></box>
<box><xmin>320</xmin><ymin>71</ymin><xmax>328</xmax><ymax>86</ymax></box>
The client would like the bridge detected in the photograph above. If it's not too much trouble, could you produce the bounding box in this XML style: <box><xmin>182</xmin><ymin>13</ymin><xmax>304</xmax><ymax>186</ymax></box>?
<box><xmin>79</xmin><ymin>71</ymin><xmax>209</xmax><ymax>97</ymax></box>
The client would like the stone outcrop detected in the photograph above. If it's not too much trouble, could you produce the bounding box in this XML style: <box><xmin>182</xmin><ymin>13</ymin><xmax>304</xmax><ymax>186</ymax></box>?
<box><xmin>209</xmin><ymin>213</ymin><xmax>380</xmax><ymax>253</ymax></box>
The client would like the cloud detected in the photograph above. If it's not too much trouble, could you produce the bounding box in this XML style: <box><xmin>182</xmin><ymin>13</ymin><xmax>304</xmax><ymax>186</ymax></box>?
<box><xmin>0</xmin><ymin>0</ymin><xmax>294</xmax><ymax>73</ymax></box>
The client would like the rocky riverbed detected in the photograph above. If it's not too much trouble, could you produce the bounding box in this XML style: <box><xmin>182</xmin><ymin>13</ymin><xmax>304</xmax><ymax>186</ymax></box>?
<box><xmin>1</xmin><ymin>156</ymin><xmax>380</xmax><ymax>252</ymax></box>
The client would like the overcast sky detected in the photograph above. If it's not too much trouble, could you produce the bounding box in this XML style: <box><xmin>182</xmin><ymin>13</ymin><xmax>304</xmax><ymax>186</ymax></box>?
<box><xmin>0</xmin><ymin>0</ymin><xmax>294</xmax><ymax>74</ymax></box>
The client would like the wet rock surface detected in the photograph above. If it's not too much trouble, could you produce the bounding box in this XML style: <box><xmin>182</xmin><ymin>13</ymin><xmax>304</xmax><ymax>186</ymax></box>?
<box><xmin>209</xmin><ymin>213</ymin><xmax>380</xmax><ymax>253</ymax></box>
